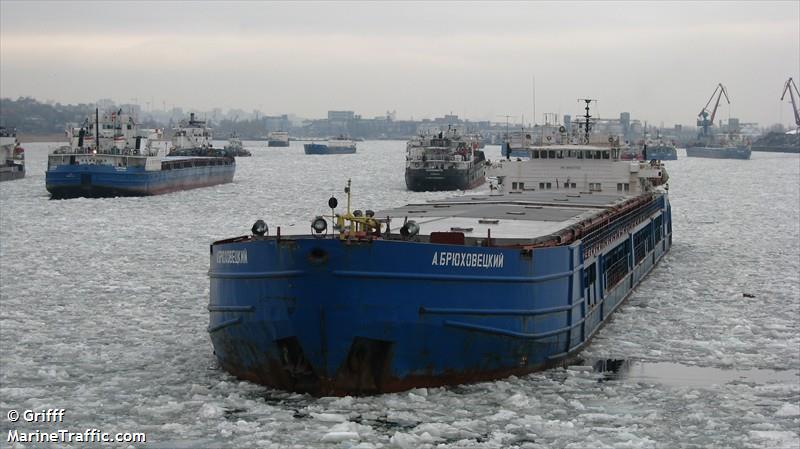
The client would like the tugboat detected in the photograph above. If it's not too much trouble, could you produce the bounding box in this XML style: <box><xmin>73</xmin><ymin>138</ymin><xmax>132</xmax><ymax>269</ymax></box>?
<box><xmin>0</xmin><ymin>127</ymin><xmax>25</xmax><ymax>182</ymax></box>
<box><xmin>686</xmin><ymin>83</ymin><xmax>751</xmax><ymax>160</ymax></box>
<box><xmin>207</xmin><ymin>98</ymin><xmax>672</xmax><ymax>396</ymax></box>
<box><xmin>223</xmin><ymin>133</ymin><xmax>251</xmax><ymax>157</ymax></box>
<box><xmin>46</xmin><ymin>109</ymin><xmax>235</xmax><ymax>198</ymax></box>
<box><xmin>304</xmin><ymin>135</ymin><xmax>357</xmax><ymax>154</ymax></box>
<box><xmin>405</xmin><ymin>126</ymin><xmax>486</xmax><ymax>191</ymax></box>
<box><xmin>267</xmin><ymin>131</ymin><xmax>290</xmax><ymax>147</ymax></box>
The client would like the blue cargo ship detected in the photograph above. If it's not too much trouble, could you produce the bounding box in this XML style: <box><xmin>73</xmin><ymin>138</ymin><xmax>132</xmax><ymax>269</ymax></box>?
<box><xmin>208</xmin><ymin>102</ymin><xmax>673</xmax><ymax>395</ymax></box>
<box><xmin>304</xmin><ymin>136</ymin><xmax>357</xmax><ymax>154</ymax></box>
<box><xmin>46</xmin><ymin>110</ymin><xmax>234</xmax><ymax>199</ymax></box>
<box><xmin>686</xmin><ymin>145</ymin><xmax>751</xmax><ymax>160</ymax></box>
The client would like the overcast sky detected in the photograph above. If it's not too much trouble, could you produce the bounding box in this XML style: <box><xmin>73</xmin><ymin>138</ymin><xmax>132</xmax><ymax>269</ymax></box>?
<box><xmin>1</xmin><ymin>1</ymin><xmax>798</xmax><ymax>127</ymax></box>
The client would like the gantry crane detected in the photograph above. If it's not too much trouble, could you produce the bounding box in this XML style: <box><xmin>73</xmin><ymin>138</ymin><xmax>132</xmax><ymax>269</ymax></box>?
<box><xmin>697</xmin><ymin>83</ymin><xmax>730</xmax><ymax>137</ymax></box>
<box><xmin>780</xmin><ymin>77</ymin><xmax>800</xmax><ymax>130</ymax></box>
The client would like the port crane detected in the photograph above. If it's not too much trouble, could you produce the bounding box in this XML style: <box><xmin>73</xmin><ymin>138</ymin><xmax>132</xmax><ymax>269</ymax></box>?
<box><xmin>697</xmin><ymin>83</ymin><xmax>729</xmax><ymax>137</ymax></box>
<box><xmin>780</xmin><ymin>77</ymin><xmax>800</xmax><ymax>130</ymax></box>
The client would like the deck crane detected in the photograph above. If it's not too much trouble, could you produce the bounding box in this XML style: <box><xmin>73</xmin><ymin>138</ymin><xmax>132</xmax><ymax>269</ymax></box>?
<box><xmin>780</xmin><ymin>77</ymin><xmax>800</xmax><ymax>130</ymax></box>
<box><xmin>697</xmin><ymin>83</ymin><xmax>729</xmax><ymax>138</ymax></box>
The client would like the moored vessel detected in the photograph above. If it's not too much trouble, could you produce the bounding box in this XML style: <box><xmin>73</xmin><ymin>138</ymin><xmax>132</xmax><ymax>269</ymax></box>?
<box><xmin>46</xmin><ymin>109</ymin><xmax>235</xmax><ymax>199</ymax></box>
<box><xmin>405</xmin><ymin>126</ymin><xmax>486</xmax><ymax>191</ymax></box>
<box><xmin>687</xmin><ymin>83</ymin><xmax>751</xmax><ymax>160</ymax></box>
<box><xmin>304</xmin><ymin>136</ymin><xmax>357</xmax><ymax>154</ymax></box>
<box><xmin>0</xmin><ymin>127</ymin><xmax>25</xmax><ymax>182</ymax></box>
<box><xmin>207</xmin><ymin>99</ymin><xmax>673</xmax><ymax>396</ymax></box>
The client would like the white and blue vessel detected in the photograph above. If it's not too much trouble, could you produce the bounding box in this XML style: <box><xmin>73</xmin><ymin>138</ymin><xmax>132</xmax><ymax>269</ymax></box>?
<box><xmin>208</xmin><ymin>100</ymin><xmax>672</xmax><ymax>395</ymax></box>
<box><xmin>267</xmin><ymin>131</ymin><xmax>290</xmax><ymax>147</ymax></box>
<box><xmin>304</xmin><ymin>136</ymin><xmax>357</xmax><ymax>154</ymax></box>
<box><xmin>46</xmin><ymin>109</ymin><xmax>235</xmax><ymax>199</ymax></box>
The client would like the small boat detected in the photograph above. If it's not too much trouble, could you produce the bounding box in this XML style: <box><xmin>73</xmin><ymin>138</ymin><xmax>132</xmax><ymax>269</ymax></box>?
<box><xmin>0</xmin><ymin>127</ymin><xmax>25</xmax><ymax>182</ymax></box>
<box><xmin>405</xmin><ymin>126</ymin><xmax>486</xmax><ymax>191</ymax></box>
<box><xmin>304</xmin><ymin>136</ymin><xmax>357</xmax><ymax>154</ymax></box>
<box><xmin>267</xmin><ymin>131</ymin><xmax>290</xmax><ymax>147</ymax></box>
<box><xmin>46</xmin><ymin>109</ymin><xmax>234</xmax><ymax>199</ymax></box>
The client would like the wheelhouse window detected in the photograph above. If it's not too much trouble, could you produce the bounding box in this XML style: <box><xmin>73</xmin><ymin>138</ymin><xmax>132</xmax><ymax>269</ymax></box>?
<box><xmin>589</xmin><ymin>182</ymin><xmax>602</xmax><ymax>192</ymax></box>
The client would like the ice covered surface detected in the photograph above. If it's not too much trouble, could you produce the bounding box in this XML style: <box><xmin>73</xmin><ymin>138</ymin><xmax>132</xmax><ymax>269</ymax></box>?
<box><xmin>1</xmin><ymin>144</ymin><xmax>798</xmax><ymax>448</ymax></box>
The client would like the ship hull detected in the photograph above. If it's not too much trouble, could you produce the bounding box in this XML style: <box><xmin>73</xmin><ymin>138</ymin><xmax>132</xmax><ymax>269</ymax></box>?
<box><xmin>686</xmin><ymin>146</ymin><xmax>751</xmax><ymax>159</ymax></box>
<box><xmin>644</xmin><ymin>146</ymin><xmax>678</xmax><ymax>161</ymax></box>
<box><xmin>268</xmin><ymin>141</ymin><xmax>290</xmax><ymax>147</ymax></box>
<box><xmin>0</xmin><ymin>166</ymin><xmax>25</xmax><ymax>182</ymax></box>
<box><xmin>46</xmin><ymin>161</ymin><xmax>234</xmax><ymax>199</ymax></box>
<box><xmin>209</xmin><ymin>194</ymin><xmax>671</xmax><ymax>395</ymax></box>
<box><xmin>405</xmin><ymin>162</ymin><xmax>486</xmax><ymax>191</ymax></box>
<box><xmin>304</xmin><ymin>143</ymin><xmax>356</xmax><ymax>154</ymax></box>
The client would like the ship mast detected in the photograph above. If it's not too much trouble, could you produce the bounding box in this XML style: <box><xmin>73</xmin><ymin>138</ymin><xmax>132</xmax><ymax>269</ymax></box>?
<box><xmin>576</xmin><ymin>98</ymin><xmax>596</xmax><ymax>144</ymax></box>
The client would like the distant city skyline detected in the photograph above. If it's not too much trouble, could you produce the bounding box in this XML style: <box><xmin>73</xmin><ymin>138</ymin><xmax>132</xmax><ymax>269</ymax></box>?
<box><xmin>1</xmin><ymin>1</ymin><xmax>798</xmax><ymax>128</ymax></box>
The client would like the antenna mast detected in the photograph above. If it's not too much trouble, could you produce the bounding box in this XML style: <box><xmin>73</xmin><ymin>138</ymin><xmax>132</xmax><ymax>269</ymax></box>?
<box><xmin>576</xmin><ymin>98</ymin><xmax>596</xmax><ymax>143</ymax></box>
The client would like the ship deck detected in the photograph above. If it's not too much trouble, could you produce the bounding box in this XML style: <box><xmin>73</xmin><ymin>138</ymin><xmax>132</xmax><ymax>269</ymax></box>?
<box><xmin>376</xmin><ymin>190</ymin><xmax>638</xmax><ymax>242</ymax></box>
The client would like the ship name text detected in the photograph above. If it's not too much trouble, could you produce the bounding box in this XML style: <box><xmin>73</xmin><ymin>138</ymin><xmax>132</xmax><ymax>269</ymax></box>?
<box><xmin>431</xmin><ymin>251</ymin><xmax>504</xmax><ymax>268</ymax></box>
<box><xmin>216</xmin><ymin>250</ymin><xmax>248</xmax><ymax>264</ymax></box>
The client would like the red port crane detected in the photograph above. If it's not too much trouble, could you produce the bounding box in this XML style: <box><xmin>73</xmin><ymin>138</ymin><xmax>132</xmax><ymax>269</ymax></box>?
<box><xmin>780</xmin><ymin>77</ymin><xmax>800</xmax><ymax>129</ymax></box>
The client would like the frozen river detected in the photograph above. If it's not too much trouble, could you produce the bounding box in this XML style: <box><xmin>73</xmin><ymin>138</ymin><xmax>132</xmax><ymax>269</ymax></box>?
<box><xmin>1</xmin><ymin>142</ymin><xmax>798</xmax><ymax>448</ymax></box>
